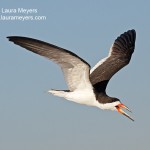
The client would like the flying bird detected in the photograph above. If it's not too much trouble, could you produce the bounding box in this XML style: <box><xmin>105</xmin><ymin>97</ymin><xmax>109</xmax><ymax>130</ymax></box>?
<box><xmin>7</xmin><ymin>29</ymin><xmax>136</xmax><ymax>121</ymax></box>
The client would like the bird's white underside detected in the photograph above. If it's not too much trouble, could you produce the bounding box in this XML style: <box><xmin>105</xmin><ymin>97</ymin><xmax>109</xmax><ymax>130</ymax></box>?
<box><xmin>48</xmin><ymin>88</ymin><xmax>120</xmax><ymax>111</ymax></box>
<box><xmin>48</xmin><ymin>46</ymin><xmax>119</xmax><ymax>110</ymax></box>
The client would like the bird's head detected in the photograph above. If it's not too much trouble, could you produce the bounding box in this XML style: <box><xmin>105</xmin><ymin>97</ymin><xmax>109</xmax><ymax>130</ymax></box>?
<box><xmin>115</xmin><ymin>103</ymin><xmax>134</xmax><ymax>121</ymax></box>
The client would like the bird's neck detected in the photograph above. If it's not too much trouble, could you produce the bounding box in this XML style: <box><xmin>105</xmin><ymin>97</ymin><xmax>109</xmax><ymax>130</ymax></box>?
<box><xmin>95</xmin><ymin>92</ymin><xmax>119</xmax><ymax>104</ymax></box>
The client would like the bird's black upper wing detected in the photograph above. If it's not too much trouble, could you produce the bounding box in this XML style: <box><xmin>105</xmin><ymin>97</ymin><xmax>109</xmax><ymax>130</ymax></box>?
<box><xmin>90</xmin><ymin>29</ymin><xmax>136</xmax><ymax>93</ymax></box>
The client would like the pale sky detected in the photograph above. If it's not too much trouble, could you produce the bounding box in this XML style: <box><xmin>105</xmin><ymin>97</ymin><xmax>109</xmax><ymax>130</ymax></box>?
<box><xmin>0</xmin><ymin>0</ymin><xmax>150</xmax><ymax>150</ymax></box>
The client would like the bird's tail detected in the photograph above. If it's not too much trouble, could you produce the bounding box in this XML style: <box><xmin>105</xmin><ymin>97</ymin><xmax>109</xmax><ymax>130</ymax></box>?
<box><xmin>48</xmin><ymin>89</ymin><xmax>70</xmax><ymax>98</ymax></box>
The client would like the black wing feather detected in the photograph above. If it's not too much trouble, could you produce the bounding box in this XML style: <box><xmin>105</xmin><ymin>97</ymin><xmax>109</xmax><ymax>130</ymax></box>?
<box><xmin>90</xmin><ymin>29</ymin><xmax>136</xmax><ymax>93</ymax></box>
<box><xmin>7</xmin><ymin>36</ymin><xmax>91</xmax><ymax>91</ymax></box>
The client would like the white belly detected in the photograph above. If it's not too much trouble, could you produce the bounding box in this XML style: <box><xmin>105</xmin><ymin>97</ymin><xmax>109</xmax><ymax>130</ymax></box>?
<box><xmin>65</xmin><ymin>90</ymin><xmax>96</xmax><ymax>106</ymax></box>
<box><xmin>49</xmin><ymin>89</ymin><xmax>96</xmax><ymax>106</ymax></box>
<box><xmin>48</xmin><ymin>89</ymin><xmax>120</xmax><ymax>110</ymax></box>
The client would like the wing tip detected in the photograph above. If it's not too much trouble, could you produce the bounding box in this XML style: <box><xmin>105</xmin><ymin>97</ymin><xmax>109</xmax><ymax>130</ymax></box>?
<box><xmin>122</xmin><ymin>29</ymin><xmax>136</xmax><ymax>42</ymax></box>
<box><xmin>7</xmin><ymin>36</ymin><xmax>12</xmax><ymax>41</ymax></box>
<box><xmin>112</xmin><ymin>29</ymin><xmax>136</xmax><ymax>54</ymax></box>
<box><xmin>119</xmin><ymin>29</ymin><xmax>136</xmax><ymax>40</ymax></box>
<box><xmin>7</xmin><ymin>36</ymin><xmax>21</xmax><ymax>43</ymax></box>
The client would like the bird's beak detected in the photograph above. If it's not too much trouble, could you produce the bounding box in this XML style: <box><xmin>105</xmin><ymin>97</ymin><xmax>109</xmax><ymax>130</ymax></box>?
<box><xmin>116</xmin><ymin>103</ymin><xmax>134</xmax><ymax>121</ymax></box>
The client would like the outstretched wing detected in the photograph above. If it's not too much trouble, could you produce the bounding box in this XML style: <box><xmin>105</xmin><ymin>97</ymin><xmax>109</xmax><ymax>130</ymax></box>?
<box><xmin>7</xmin><ymin>36</ymin><xmax>92</xmax><ymax>91</ymax></box>
<box><xmin>90</xmin><ymin>29</ymin><xmax>136</xmax><ymax>92</ymax></box>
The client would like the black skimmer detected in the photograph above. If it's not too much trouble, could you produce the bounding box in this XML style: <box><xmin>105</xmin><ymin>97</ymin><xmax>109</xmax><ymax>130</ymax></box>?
<box><xmin>7</xmin><ymin>29</ymin><xmax>136</xmax><ymax>121</ymax></box>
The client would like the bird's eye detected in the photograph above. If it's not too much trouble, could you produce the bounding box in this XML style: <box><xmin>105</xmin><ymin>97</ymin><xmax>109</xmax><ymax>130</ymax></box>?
<box><xmin>115</xmin><ymin>105</ymin><xmax>119</xmax><ymax>109</ymax></box>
